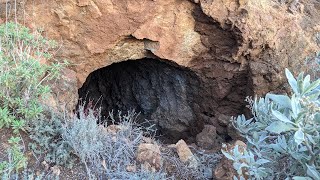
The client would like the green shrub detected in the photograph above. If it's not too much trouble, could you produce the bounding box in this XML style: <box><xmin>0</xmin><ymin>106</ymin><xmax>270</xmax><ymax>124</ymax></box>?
<box><xmin>0</xmin><ymin>22</ymin><xmax>67</xmax><ymax>177</ymax></box>
<box><xmin>223</xmin><ymin>69</ymin><xmax>320</xmax><ymax>179</ymax></box>
<box><xmin>63</xmin><ymin>106</ymin><xmax>106</xmax><ymax>176</ymax></box>
<box><xmin>0</xmin><ymin>137</ymin><xmax>27</xmax><ymax>179</ymax></box>
<box><xmin>0</xmin><ymin>22</ymin><xmax>66</xmax><ymax>132</ymax></box>
<box><xmin>28</xmin><ymin>112</ymin><xmax>75</xmax><ymax>168</ymax></box>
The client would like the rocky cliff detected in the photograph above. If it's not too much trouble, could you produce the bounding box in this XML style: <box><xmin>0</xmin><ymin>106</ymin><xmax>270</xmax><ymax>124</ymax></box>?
<box><xmin>1</xmin><ymin>0</ymin><xmax>319</xmax><ymax>140</ymax></box>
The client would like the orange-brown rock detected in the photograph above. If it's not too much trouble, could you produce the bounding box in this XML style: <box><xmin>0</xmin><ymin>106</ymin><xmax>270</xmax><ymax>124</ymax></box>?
<box><xmin>200</xmin><ymin>0</ymin><xmax>319</xmax><ymax>94</ymax></box>
<box><xmin>1</xmin><ymin>0</ymin><xmax>319</xmax><ymax>138</ymax></box>
<box><xmin>175</xmin><ymin>139</ymin><xmax>198</xmax><ymax>168</ymax></box>
<box><xmin>1</xmin><ymin>0</ymin><xmax>318</xmax><ymax>92</ymax></box>
<box><xmin>136</xmin><ymin>143</ymin><xmax>162</xmax><ymax>172</ymax></box>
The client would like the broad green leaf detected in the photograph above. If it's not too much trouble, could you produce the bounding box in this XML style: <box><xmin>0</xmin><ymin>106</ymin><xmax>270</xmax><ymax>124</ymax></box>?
<box><xmin>292</xmin><ymin>177</ymin><xmax>312</xmax><ymax>180</ymax></box>
<box><xmin>256</xmin><ymin>159</ymin><xmax>270</xmax><ymax>165</ymax></box>
<box><xmin>294</xmin><ymin>110</ymin><xmax>307</xmax><ymax>124</ymax></box>
<box><xmin>266</xmin><ymin>94</ymin><xmax>291</xmax><ymax>109</ymax></box>
<box><xmin>285</xmin><ymin>68</ymin><xmax>298</xmax><ymax>94</ymax></box>
<box><xmin>297</xmin><ymin>72</ymin><xmax>305</xmax><ymax>93</ymax></box>
<box><xmin>291</xmin><ymin>95</ymin><xmax>300</xmax><ymax>119</ymax></box>
<box><xmin>307</xmin><ymin>164</ymin><xmax>320</xmax><ymax>180</ymax></box>
<box><xmin>302</xmin><ymin>75</ymin><xmax>311</xmax><ymax>91</ymax></box>
<box><xmin>272</xmin><ymin>110</ymin><xmax>295</xmax><ymax>125</ymax></box>
<box><xmin>304</xmin><ymin>79</ymin><xmax>320</xmax><ymax>95</ymax></box>
<box><xmin>306</xmin><ymin>134</ymin><xmax>316</xmax><ymax>145</ymax></box>
<box><xmin>265</xmin><ymin>121</ymin><xmax>295</xmax><ymax>134</ymax></box>
<box><xmin>222</xmin><ymin>150</ymin><xmax>234</xmax><ymax>161</ymax></box>
<box><xmin>294</xmin><ymin>129</ymin><xmax>305</xmax><ymax>145</ymax></box>
<box><xmin>314</xmin><ymin>113</ymin><xmax>320</xmax><ymax>123</ymax></box>
<box><xmin>307</xmin><ymin>90</ymin><xmax>320</xmax><ymax>100</ymax></box>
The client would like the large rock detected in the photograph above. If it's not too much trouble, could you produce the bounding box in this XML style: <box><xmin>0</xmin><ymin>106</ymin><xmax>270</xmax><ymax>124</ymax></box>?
<box><xmin>175</xmin><ymin>139</ymin><xmax>198</xmax><ymax>169</ymax></box>
<box><xmin>196</xmin><ymin>125</ymin><xmax>223</xmax><ymax>150</ymax></box>
<box><xmin>136</xmin><ymin>143</ymin><xmax>162</xmax><ymax>172</ymax></box>
<box><xmin>199</xmin><ymin>0</ymin><xmax>320</xmax><ymax>95</ymax></box>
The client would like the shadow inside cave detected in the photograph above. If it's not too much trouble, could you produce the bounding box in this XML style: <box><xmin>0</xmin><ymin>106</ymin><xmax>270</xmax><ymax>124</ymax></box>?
<box><xmin>78</xmin><ymin>58</ymin><xmax>203</xmax><ymax>143</ymax></box>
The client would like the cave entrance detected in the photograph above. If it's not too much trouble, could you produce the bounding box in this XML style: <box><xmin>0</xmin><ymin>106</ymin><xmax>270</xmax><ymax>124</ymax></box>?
<box><xmin>78</xmin><ymin>57</ymin><xmax>252</xmax><ymax>143</ymax></box>
<box><xmin>78</xmin><ymin>58</ymin><xmax>202</xmax><ymax>143</ymax></box>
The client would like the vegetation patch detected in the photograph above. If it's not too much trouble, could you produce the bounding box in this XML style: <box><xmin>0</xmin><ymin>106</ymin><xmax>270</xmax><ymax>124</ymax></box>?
<box><xmin>223</xmin><ymin>69</ymin><xmax>320</xmax><ymax>179</ymax></box>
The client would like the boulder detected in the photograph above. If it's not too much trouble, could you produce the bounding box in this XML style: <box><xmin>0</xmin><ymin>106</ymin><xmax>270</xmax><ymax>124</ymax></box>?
<box><xmin>136</xmin><ymin>143</ymin><xmax>162</xmax><ymax>172</ymax></box>
<box><xmin>196</xmin><ymin>125</ymin><xmax>223</xmax><ymax>150</ymax></box>
<box><xmin>175</xmin><ymin>139</ymin><xmax>198</xmax><ymax>169</ymax></box>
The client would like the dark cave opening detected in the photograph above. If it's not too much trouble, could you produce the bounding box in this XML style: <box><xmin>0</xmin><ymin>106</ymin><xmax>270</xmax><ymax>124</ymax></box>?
<box><xmin>78</xmin><ymin>57</ymin><xmax>252</xmax><ymax>143</ymax></box>
<box><xmin>78</xmin><ymin>58</ymin><xmax>203</xmax><ymax>143</ymax></box>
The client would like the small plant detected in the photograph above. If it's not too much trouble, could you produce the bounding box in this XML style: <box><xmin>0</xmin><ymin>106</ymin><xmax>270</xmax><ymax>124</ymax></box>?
<box><xmin>1</xmin><ymin>166</ymin><xmax>59</xmax><ymax>180</ymax></box>
<box><xmin>0</xmin><ymin>22</ymin><xmax>67</xmax><ymax>177</ymax></box>
<box><xmin>0</xmin><ymin>137</ymin><xmax>27</xmax><ymax>179</ymax></box>
<box><xmin>28</xmin><ymin>112</ymin><xmax>75</xmax><ymax>168</ymax></box>
<box><xmin>63</xmin><ymin>105</ymin><xmax>106</xmax><ymax>176</ymax></box>
<box><xmin>63</xmin><ymin>105</ymin><xmax>169</xmax><ymax>179</ymax></box>
<box><xmin>0</xmin><ymin>22</ymin><xmax>66</xmax><ymax>132</ymax></box>
<box><xmin>223</xmin><ymin>68</ymin><xmax>320</xmax><ymax>179</ymax></box>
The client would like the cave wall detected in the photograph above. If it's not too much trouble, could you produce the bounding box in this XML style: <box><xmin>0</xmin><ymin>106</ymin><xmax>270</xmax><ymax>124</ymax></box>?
<box><xmin>1</xmin><ymin>0</ymin><xmax>318</xmax><ymax>92</ymax></box>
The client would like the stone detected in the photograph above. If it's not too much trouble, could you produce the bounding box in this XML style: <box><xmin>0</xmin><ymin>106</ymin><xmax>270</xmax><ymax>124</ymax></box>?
<box><xmin>40</xmin><ymin>68</ymin><xmax>78</xmax><ymax>114</ymax></box>
<box><xmin>214</xmin><ymin>157</ymin><xmax>235</xmax><ymax>180</ymax></box>
<box><xmin>136</xmin><ymin>143</ymin><xmax>162</xmax><ymax>171</ymax></box>
<box><xmin>217</xmin><ymin>113</ymin><xmax>231</xmax><ymax>127</ymax></box>
<box><xmin>50</xmin><ymin>165</ymin><xmax>61</xmax><ymax>176</ymax></box>
<box><xmin>175</xmin><ymin>139</ymin><xmax>198</xmax><ymax>169</ymax></box>
<box><xmin>196</xmin><ymin>125</ymin><xmax>223</xmax><ymax>150</ymax></box>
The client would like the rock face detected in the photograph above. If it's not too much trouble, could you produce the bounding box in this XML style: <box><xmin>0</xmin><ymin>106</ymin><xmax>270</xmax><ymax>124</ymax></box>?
<box><xmin>1</xmin><ymin>0</ymin><xmax>319</xmax><ymax>139</ymax></box>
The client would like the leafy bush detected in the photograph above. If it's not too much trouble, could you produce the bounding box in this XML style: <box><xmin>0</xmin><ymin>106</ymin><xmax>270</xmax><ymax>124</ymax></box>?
<box><xmin>0</xmin><ymin>22</ymin><xmax>66</xmax><ymax>132</ymax></box>
<box><xmin>0</xmin><ymin>22</ymin><xmax>67</xmax><ymax>177</ymax></box>
<box><xmin>63</xmin><ymin>106</ymin><xmax>105</xmax><ymax>176</ymax></box>
<box><xmin>2</xmin><ymin>165</ymin><xmax>59</xmax><ymax>180</ymax></box>
<box><xmin>28</xmin><ymin>112</ymin><xmax>75</xmax><ymax>168</ymax></box>
<box><xmin>222</xmin><ymin>69</ymin><xmax>320</xmax><ymax>179</ymax></box>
